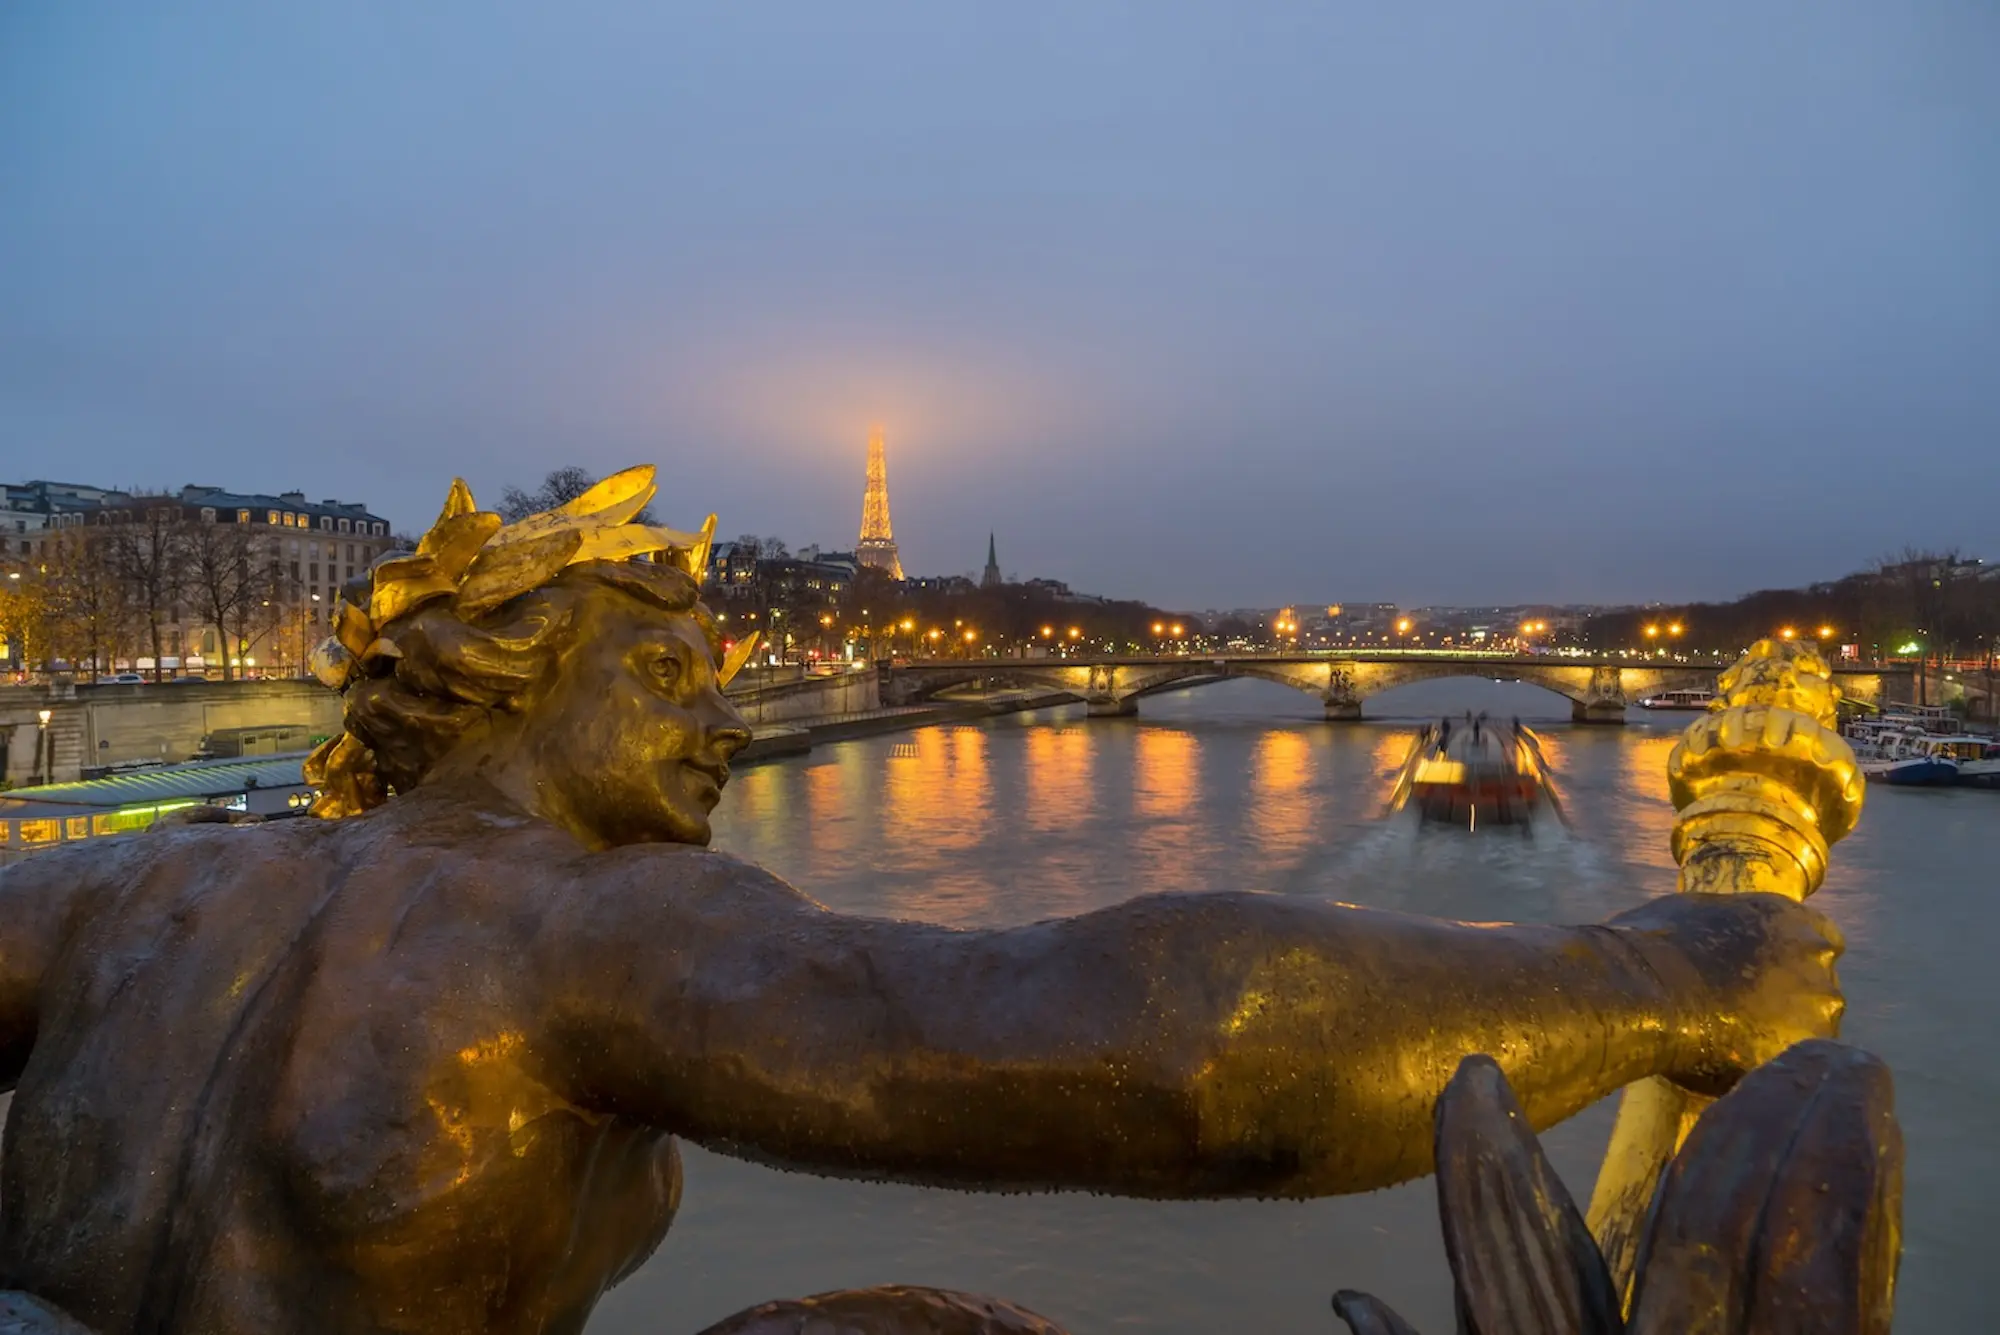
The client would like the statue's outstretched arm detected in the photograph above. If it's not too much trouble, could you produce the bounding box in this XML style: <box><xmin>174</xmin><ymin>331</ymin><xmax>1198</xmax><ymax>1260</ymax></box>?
<box><xmin>535</xmin><ymin>850</ymin><xmax>1837</xmax><ymax>1198</ymax></box>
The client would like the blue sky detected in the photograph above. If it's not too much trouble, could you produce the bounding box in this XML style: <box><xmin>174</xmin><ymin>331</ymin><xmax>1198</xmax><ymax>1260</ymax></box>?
<box><xmin>3</xmin><ymin>3</ymin><xmax>1995</xmax><ymax>607</ymax></box>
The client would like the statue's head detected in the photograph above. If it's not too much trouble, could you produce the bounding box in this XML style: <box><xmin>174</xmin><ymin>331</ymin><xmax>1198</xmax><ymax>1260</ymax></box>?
<box><xmin>304</xmin><ymin>468</ymin><xmax>758</xmax><ymax>849</ymax></box>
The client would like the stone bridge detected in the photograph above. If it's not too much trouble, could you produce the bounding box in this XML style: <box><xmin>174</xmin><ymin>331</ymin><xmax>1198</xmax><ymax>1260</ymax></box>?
<box><xmin>882</xmin><ymin>654</ymin><xmax>1904</xmax><ymax>724</ymax></box>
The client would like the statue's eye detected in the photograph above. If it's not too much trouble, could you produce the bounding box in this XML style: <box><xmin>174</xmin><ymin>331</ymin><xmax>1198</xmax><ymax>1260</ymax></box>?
<box><xmin>651</xmin><ymin>654</ymin><xmax>682</xmax><ymax>688</ymax></box>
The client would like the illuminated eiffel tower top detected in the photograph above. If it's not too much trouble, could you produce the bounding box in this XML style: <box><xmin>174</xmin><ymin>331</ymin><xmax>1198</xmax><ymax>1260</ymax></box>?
<box><xmin>855</xmin><ymin>428</ymin><xmax>904</xmax><ymax>580</ymax></box>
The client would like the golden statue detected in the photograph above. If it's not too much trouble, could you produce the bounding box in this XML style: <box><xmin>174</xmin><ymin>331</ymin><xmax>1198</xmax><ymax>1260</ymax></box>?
<box><xmin>0</xmin><ymin>471</ymin><xmax>1865</xmax><ymax>1333</ymax></box>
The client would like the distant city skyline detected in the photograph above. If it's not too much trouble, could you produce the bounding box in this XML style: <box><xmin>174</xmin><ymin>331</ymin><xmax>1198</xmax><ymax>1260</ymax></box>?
<box><xmin>4</xmin><ymin>4</ymin><xmax>1995</xmax><ymax>607</ymax></box>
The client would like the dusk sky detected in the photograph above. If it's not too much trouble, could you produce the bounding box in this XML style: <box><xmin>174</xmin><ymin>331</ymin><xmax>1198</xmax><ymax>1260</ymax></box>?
<box><xmin>3</xmin><ymin>4</ymin><xmax>1995</xmax><ymax>610</ymax></box>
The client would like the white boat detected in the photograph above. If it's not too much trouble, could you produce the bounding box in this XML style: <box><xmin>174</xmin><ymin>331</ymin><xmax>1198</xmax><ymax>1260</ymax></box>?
<box><xmin>1844</xmin><ymin>720</ymin><xmax>1926</xmax><ymax>761</ymax></box>
<box><xmin>1863</xmin><ymin>734</ymin><xmax>1989</xmax><ymax>787</ymax></box>
<box><xmin>1638</xmin><ymin>688</ymin><xmax>1714</xmax><ymax>711</ymax></box>
<box><xmin>1880</xmin><ymin>704</ymin><xmax>1956</xmax><ymax>733</ymax></box>
<box><xmin>1950</xmin><ymin>738</ymin><xmax>2000</xmax><ymax>790</ymax></box>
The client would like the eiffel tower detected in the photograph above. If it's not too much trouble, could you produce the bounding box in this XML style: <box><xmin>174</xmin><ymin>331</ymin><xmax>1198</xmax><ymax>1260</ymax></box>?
<box><xmin>855</xmin><ymin>428</ymin><xmax>904</xmax><ymax>580</ymax></box>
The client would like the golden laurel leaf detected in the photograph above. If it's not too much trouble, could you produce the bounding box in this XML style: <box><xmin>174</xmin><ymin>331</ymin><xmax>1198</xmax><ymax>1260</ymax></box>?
<box><xmin>719</xmin><ymin>631</ymin><xmax>760</xmax><ymax>687</ymax></box>
<box><xmin>333</xmin><ymin>600</ymin><xmax>375</xmax><ymax>660</ymax></box>
<box><xmin>416</xmin><ymin>510</ymin><xmax>504</xmax><ymax>579</ymax></box>
<box><xmin>455</xmin><ymin>529</ymin><xmax>585</xmax><ymax>620</ymax></box>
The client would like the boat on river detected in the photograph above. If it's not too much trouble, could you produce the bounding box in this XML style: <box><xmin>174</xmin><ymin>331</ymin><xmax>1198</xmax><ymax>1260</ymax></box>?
<box><xmin>1637</xmin><ymin>688</ymin><xmax>1714</xmax><ymax>711</ymax></box>
<box><xmin>1950</xmin><ymin>739</ymin><xmax>2000</xmax><ymax>789</ymax></box>
<box><xmin>1862</xmin><ymin>733</ymin><xmax>1994</xmax><ymax>787</ymax></box>
<box><xmin>1387</xmin><ymin>714</ymin><xmax>1561</xmax><ymax>829</ymax></box>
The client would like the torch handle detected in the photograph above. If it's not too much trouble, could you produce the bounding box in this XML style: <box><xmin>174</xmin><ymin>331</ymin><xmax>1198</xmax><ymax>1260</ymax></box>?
<box><xmin>1583</xmin><ymin>640</ymin><xmax>1865</xmax><ymax>1304</ymax></box>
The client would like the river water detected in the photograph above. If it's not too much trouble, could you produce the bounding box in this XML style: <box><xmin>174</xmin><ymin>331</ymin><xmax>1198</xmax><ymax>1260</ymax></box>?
<box><xmin>589</xmin><ymin>676</ymin><xmax>1997</xmax><ymax>1334</ymax></box>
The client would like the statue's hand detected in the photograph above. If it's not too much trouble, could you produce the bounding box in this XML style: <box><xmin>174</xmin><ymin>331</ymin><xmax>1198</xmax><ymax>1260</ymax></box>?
<box><xmin>1610</xmin><ymin>893</ymin><xmax>1844</xmax><ymax>1097</ymax></box>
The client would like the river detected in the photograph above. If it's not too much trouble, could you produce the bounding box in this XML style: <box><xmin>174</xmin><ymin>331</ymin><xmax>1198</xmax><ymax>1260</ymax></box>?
<box><xmin>589</xmin><ymin>675</ymin><xmax>1997</xmax><ymax>1334</ymax></box>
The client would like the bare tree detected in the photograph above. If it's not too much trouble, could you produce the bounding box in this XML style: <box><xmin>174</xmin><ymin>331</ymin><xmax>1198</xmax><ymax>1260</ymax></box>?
<box><xmin>235</xmin><ymin>555</ymin><xmax>290</xmax><ymax>674</ymax></box>
<box><xmin>43</xmin><ymin>529</ymin><xmax>134</xmax><ymax>680</ymax></box>
<box><xmin>104</xmin><ymin>501</ymin><xmax>188</xmax><ymax>682</ymax></box>
<box><xmin>183</xmin><ymin>519</ymin><xmax>282</xmax><ymax>682</ymax></box>
<box><xmin>500</xmin><ymin>467</ymin><xmax>599</xmax><ymax>522</ymax></box>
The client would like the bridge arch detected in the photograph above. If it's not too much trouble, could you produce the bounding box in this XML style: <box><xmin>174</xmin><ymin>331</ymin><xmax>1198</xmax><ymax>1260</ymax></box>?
<box><xmin>877</xmin><ymin>656</ymin><xmax>1900</xmax><ymax>723</ymax></box>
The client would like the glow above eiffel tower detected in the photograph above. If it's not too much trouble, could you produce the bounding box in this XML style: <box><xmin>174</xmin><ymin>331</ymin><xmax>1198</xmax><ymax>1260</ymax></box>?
<box><xmin>855</xmin><ymin>428</ymin><xmax>904</xmax><ymax>580</ymax></box>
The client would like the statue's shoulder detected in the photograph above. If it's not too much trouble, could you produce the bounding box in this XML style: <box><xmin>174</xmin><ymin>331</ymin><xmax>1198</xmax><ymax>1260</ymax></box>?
<box><xmin>588</xmin><ymin>841</ymin><xmax>816</xmax><ymax>909</ymax></box>
<box><xmin>0</xmin><ymin>825</ymin><xmax>168</xmax><ymax>905</ymax></box>
<box><xmin>0</xmin><ymin>827</ymin><xmax>193</xmax><ymax>968</ymax></box>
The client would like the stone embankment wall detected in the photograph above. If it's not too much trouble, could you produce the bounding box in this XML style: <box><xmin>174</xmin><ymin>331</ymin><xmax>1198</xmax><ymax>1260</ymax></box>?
<box><xmin>0</xmin><ymin>681</ymin><xmax>343</xmax><ymax>786</ymax></box>
<box><xmin>725</xmin><ymin>669</ymin><xmax>881</xmax><ymax>726</ymax></box>
<box><xmin>1</xmin><ymin>668</ymin><xmax>882</xmax><ymax>787</ymax></box>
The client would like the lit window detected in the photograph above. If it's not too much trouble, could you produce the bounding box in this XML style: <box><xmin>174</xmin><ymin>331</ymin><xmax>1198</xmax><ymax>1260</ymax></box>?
<box><xmin>238</xmin><ymin>509</ymin><xmax>251</xmax><ymax>523</ymax></box>
<box><xmin>267</xmin><ymin>510</ymin><xmax>279</xmax><ymax>525</ymax></box>
<box><xmin>19</xmin><ymin>819</ymin><xmax>59</xmax><ymax>846</ymax></box>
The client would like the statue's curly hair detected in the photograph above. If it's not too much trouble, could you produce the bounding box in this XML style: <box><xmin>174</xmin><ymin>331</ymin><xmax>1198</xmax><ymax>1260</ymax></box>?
<box><xmin>311</xmin><ymin>559</ymin><xmax>718</xmax><ymax>814</ymax></box>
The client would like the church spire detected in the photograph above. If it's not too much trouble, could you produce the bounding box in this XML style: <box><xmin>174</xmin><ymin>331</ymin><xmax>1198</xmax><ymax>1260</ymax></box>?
<box><xmin>981</xmin><ymin>531</ymin><xmax>1001</xmax><ymax>588</ymax></box>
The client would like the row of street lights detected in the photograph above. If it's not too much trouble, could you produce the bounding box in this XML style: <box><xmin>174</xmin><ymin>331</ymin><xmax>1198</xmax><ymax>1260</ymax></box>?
<box><xmin>719</xmin><ymin>608</ymin><xmax>1115</xmax><ymax>661</ymax></box>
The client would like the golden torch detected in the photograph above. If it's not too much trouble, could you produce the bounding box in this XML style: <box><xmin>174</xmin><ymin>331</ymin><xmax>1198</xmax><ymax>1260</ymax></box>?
<box><xmin>1585</xmin><ymin>638</ymin><xmax>1867</xmax><ymax>1297</ymax></box>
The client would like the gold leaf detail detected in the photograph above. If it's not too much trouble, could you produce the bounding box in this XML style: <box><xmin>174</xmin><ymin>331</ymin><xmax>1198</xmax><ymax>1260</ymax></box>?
<box><xmin>440</xmin><ymin>477</ymin><xmax>478</xmax><ymax>522</ymax></box>
<box><xmin>719</xmin><ymin>631</ymin><xmax>760</xmax><ymax>687</ymax></box>
<box><xmin>417</xmin><ymin>511</ymin><xmax>503</xmax><ymax>580</ymax></box>
<box><xmin>302</xmin><ymin>734</ymin><xmax>340</xmax><ymax>786</ymax></box>
<box><xmin>455</xmin><ymin>529</ymin><xmax>585</xmax><ymax>620</ymax></box>
<box><xmin>573</xmin><ymin>522</ymin><xmax>710</xmax><ymax>566</ymax></box>
<box><xmin>369</xmin><ymin>552</ymin><xmax>458</xmax><ymax>629</ymax></box>
<box><xmin>684</xmin><ymin>513</ymin><xmax>717</xmax><ymax>580</ymax></box>
<box><xmin>494</xmin><ymin>465</ymin><xmax>657</xmax><ymax>545</ymax></box>
<box><xmin>308</xmin><ymin>734</ymin><xmax>384</xmax><ymax>818</ymax></box>
<box><xmin>555</xmin><ymin>464</ymin><xmax>656</xmax><ymax>519</ymax></box>
<box><xmin>334</xmin><ymin>600</ymin><xmax>375</xmax><ymax>660</ymax></box>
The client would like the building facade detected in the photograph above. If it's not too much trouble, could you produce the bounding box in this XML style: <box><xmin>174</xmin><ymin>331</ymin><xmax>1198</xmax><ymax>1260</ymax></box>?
<box><xmin>2</xmin><ymin>479</ymin><xmax>393</xmax><ymax>678</ymax></box>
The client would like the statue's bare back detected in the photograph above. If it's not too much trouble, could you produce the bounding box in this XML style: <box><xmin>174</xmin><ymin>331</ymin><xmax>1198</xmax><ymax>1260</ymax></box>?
<box><xmin>9</xmin><ymin>803</ymin><xmax>697</xmax><ymax>1332</ymax></box>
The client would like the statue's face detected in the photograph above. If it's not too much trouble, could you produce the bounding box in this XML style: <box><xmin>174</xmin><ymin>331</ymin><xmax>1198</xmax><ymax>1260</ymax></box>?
<box><xmin>513</xmin><ymin>592</ymin><xmax>753</xmax><ymax>849</ymax></box>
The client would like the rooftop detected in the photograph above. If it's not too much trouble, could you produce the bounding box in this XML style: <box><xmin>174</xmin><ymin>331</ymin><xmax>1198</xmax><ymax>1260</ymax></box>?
<box><xmin>0</xmin><ymin>752</ymin><xmax>311</xmax><ymax>818</ymax></box>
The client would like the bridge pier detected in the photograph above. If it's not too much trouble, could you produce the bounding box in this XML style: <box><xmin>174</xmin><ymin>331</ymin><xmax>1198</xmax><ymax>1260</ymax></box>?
<box><xmin>1571</xmin><ymin>666</ymin><xmax>1628</xmax><ymax>725</ymax></box>
<box><xmin>1323</xmin><ymin>699</ymin><xmax>1362</xmax><ymax>721</ymax></box>
<box><xmin>1086</xmin><ymin>696</ymin><xmax>1138</xmax><ymax>718</ymax></box>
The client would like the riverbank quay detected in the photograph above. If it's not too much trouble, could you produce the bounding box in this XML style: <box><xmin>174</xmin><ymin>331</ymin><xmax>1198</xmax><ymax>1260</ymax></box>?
<box><xmin>735</xmin><ymin>689</ymin><xmax>1077</xmax><ymax>766</ymax></box>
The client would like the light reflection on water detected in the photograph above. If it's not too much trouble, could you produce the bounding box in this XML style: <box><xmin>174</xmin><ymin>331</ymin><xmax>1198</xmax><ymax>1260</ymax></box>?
<box><xmin>589</xmin><ymin>678</ymin><xmax>1996</xmax><ymax>1334</ymax></box>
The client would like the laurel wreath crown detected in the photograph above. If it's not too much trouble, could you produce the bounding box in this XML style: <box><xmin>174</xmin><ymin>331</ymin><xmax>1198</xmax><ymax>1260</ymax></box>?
<box><xmin>302</xmin><ymin>465</ymin><xmax>758</xmax><ymax>817</ymax></box>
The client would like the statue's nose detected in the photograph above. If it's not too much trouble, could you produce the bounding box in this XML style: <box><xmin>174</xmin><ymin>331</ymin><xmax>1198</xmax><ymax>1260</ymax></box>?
<box><xmin>710</xmin><ymin>718</ymin><xmax>752</xmax><ymax>762</ymax></box>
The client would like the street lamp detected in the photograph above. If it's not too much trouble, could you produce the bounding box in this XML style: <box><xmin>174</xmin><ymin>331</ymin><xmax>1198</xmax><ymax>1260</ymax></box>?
<box><xmin>1817</xmin><ymin>624</ymin><xmax>1836</xmax><ymax>641</ymax></box>
<box><xmin>1780</xmin><ymin>627</ymin><xmax>1798</xmax><ymax>641</ymax></box>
